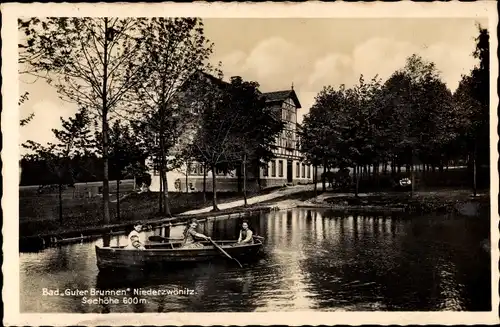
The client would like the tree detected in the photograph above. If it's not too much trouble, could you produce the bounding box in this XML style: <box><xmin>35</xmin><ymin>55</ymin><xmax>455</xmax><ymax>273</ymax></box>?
<box><xmin>19</xmin><ymin>17</ymin><xmax>145</xmax><ymax>227</ymax></box>
<box><xmin>453</xmin><ymin>26</ymin><xmax>489</xmax><ymax>195</ymax></box>
<box><xmin>19</xmin><ymin>92</ymin><xmax>34</xmax><ymax>126</ymax></box>
<box><xmin>299</xmin><ymin>88</ymin><xmax>340</xmax><ymax>192</ymax></box>
<box><xmin>107</xmin><ymin>120</ymin><xmax>148</xmax><ymax>220</ymax></box>
<box><xmin>132</xmin><ymin>18</ymin><xmax>213</xmax><ymax>216</ymax></box>
<box><xmin>187</xmin><ymin>72</ymin><xmax>240</xmax><ymax>211</ymax></box>
<box><xmin>302</xmin><ymin>77</ymin><xmax>385</xmax><ymax>195</ymax></box>
<box><xmin>382</xmin><ymin>54</ymin><xmax>454</xmax><ymax>188</ymax></box>
<box><xmin>22</xmin><ymin>108</ymin><xmax>94</xmax><ymax>224</ymax></box>
<box><xmin>229</xmin><ymin>76</ymin><xmax>285</xmax><ymax>205</ymax></box>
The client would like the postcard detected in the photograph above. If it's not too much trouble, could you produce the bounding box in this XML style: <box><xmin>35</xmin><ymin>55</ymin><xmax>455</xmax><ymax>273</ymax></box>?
<box><xmin>2</xmin><ymin>2</ymin><xmax>499</xmax><ymax>325</ymax></box>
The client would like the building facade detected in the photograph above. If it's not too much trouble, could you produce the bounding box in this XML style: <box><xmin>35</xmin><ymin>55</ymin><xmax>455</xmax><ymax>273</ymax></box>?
<box><xmin>148</xmin><ymin>75</ymin><xmax>317</xmax><ymax>193</ymax></box>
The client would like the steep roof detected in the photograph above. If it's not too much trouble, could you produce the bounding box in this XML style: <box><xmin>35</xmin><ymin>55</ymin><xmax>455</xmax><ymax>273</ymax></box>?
<box><xmin>261</xmin><ymin>90</ymin><xmax>302</xmax><ymax>109</ymax></box>
<box><xmin>184</xmin><ymin>72</ymin><xmax>302</xmax><ymax>109</ymax></box>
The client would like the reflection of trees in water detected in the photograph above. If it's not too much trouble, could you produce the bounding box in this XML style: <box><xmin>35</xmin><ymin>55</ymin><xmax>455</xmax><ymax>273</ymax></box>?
<box><xmin>299</xmin><ymin>211</ymin><xmax>490</xmax><ymax>310</ymax></box>
<box><xmin>23</xmin><ymin>208</ymin><xmax>490</xmax><ymax>312</ymax></box>
<box><xmin>197</xmin><ymin>213</ymin><xmax>262</xmax><ymax>240</ymax></box>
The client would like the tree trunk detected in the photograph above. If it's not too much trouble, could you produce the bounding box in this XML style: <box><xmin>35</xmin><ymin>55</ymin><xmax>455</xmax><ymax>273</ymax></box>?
<box><xmin>211</xmin><ymin>165</ymin><xmax>219</xmax><ymax>211</ymax></box>
<box><xmin>158</xmin><ymin>108</ymin><xmax>170</xmax><ymax>216</ymax></box>
<box><xmin>410</xmin><ymin>162</ymin><xmax>415</xmax><ymax>198</ymax></box>
<box><xmin>158</xmin><ymin>167</ymin><xmax>163</xmax><ymax>213</ymax></box>
<box><xmin>473</xmin><ymin>142</ymin><xmax>477</xmax><ymax>196</ymax></box>
<box><xmin>256</xmin><ymin>162</ymin><xmax>262</xmax><ymax>191</ymax></box>
<box><xmin>321</xmin><ymin>158</ymin><xmax>326</xmax><ymax>192</ymax></box>
<box><xmin>102</xmin><ymin>19</ymin><xmax>111</xmax><ymax>240</ymax></box>
<box><xmin>355</xmin><ymin>165</ymin><xmax>360</xmax><ymax>197</ymax></box>
<box><xmin>161</xmin><ymin>165</ymin><xmax>171</xmax><ymax>216</ymax></box>
<box><xmin>116</xmin><ymin>177</ymin><xmax>120</xmax><ymax>220</ymax></box>
<box><xmin>58</xmin><ymin>183</ymin><xmax>63</xmax><ymax>225</ymax></box>
<box><xmin>236</xmin><ymin>164</ymin><xmax>242</xmax><ymax>193</ymax></box>
<box><xmin>314</xmin><ymin>165</ymin><xmax>318</xmax><ymax>196</ymax></box>
<box><xmin>203</xmin><ymin>163</ymin><xmax>207</xmax><ymax>203</ymax></box>
<box><xmin>243</xmin><ymin>153</ymin><xmax>247</xmax><ymax>207</ymax></box>
<box><xmin>185</xmin><ymin>162</ymin><xmax>189</xmax><ymax>194</ymax></box>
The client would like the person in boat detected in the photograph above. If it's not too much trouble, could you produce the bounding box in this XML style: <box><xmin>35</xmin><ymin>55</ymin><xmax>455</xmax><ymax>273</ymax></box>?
<box><xmin>125</xmin><ymin>223</ymin><xmax>146</xmax><ymax>250</ymax></box>
<box><xmin>181</xmin><ymin>218</ymin><xmax>210</xmax><ymax>248</ymax></box>
<box><xmin>237</xmin><ymin>220</ymin><xmax>254</xmax><ymax>245</ymax></box>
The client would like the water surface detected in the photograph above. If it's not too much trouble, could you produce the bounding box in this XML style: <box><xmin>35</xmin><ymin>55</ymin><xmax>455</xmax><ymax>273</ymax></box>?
<box><xmin>20</xmin><ymin>208</ymin><xmax>491</xmax><ymax>312</ymax></box>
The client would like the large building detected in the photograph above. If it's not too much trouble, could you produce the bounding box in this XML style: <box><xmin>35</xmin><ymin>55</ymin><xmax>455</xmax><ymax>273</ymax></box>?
<box><xmin>148</xmin><ymin>73</ymin><xmax>317</xmax><ymax>193</ymax></box>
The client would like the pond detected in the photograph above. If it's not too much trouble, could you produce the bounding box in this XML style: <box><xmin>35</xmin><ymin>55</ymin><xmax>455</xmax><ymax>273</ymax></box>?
<box><xmin>19</xmin><ymin>208</ymin><xmax>491</xmax><ymax>312</ymax></box>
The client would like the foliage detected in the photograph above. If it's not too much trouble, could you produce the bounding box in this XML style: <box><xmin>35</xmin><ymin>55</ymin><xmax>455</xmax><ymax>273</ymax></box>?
<box><xmin>300</xmin><ymin>26</ymin><xmax>489</xmax><ymax>195</ymax></box>
<box><xmin>22</xmin><ymin>108</ymin><xmax>95</xmax><ymax>223</ymax></box>
<box><xmin>19</xmin><ymin>91</ymin><xmax>35</xmax><ymax>126</ymax></box>
<box><xmin>131</xmin><ymin>17</ymin><xmax>214</xmax><ymax>215</ymax></box>
<box><xmin>184</xmin><ymin>73</ymin><xmax>285</xmax><ymax>210</ymax></box>
<box><xmin>106</xmin><ymin>120</ymin><xmax>148</xmax><ymax>180</ymax></box>
<box><xmin>19</xmin><ymin>17</ymin><xmax>147</xmax><ymax>225</ymax></box>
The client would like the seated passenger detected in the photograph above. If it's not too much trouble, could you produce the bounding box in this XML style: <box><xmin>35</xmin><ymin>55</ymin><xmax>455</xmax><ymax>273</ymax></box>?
<box><xmin>237</xmin><ymin>221</ymin><xmax>254</xmax><ymax>245</ymax></box>
<box><xmin>125</xmin><ymin>223</ymin><xmax>146</xmax><ymax>250</ymax></box>
<box><xmin>181</xmin><ymin>218</ymin><xmax>210</xmax><ymax>249</ymax></box>
<box><xmin>125</xmin><ymin>234</ymin><xmax>146</xmax><ymax>250</ymax></box>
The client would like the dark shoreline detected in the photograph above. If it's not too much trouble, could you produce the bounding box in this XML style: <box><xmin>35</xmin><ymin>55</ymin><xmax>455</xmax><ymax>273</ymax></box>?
<box><xmin>19</xmin><ymin>206</ymin><xmax>272</xmax><ymax>251</ymax></box>
<box><xmin>19</xmin><ymin>188</ymin><xmax>490</xmax><ymax>250</ymax></box>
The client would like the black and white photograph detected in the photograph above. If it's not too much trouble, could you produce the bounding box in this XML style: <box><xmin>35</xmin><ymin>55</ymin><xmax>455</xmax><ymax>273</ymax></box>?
<box><xmin>3</xmin><ymin>2</ymin><xmax>499</xmax><ymax>326</ymax></box>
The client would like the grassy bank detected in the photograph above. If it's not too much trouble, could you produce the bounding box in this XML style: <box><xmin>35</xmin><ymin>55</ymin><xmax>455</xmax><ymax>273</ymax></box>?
<box><xmin>298</xmin><ymin>189</ymin><xmax>490</xmax><ymax>216</ymax></box>
<box><xmin>320</xmin><ymin>167</ymin><xmax>489</xmax><ymax>193</ymax></box>
<box><xmin>19</xmin><ymin>187</ymin><xmax>281</xmax><ymax>237</ymax></box>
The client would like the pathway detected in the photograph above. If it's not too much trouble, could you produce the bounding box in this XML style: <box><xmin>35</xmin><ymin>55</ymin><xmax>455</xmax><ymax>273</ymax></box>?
<box><xmin>179</xmin><ymin>183</ymin><xmax>322</xmax><ymax>215</ymax></box>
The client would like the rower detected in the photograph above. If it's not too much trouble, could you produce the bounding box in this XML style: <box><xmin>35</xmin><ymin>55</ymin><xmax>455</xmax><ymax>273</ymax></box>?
<box><xmin>181</xmin><ymin>218</ymin><xmax>210</xmax><ymax>248</ymax></box>
<box><xmin>237</xmin><ymin>220</ymin><xmax>254</xmax><ymax>245</ymax></box>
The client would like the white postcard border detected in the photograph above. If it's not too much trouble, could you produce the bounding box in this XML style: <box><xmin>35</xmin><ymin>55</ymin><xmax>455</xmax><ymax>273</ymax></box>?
<box><xmin>2</xmin><ymin>2</ymin><xmax>498</xmax><ymax>326</ymax></box>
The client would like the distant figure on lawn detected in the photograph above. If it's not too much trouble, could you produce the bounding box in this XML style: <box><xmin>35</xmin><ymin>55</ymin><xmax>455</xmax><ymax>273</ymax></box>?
<box><xmin>181</xmin><ymin>218</ymin><xmax>210</xmax><ymax>249</ymax></box>
<box><xmin>125</xmin><ymin>223</ymin><xmax>146</xmax><ymax>250</ymax></box>
<box><xmin>237</xmin><ymin>221</ymin><xmax>254</xmax><ymax>245</ymax></box>
<box><xmin>138</xmin><ymin>182</ymin><xmax>150</xmax><ymax>194</ymax></box>
<box><xmin>322</xmin><ymin>167</ymin><xmax>351</xmax><ymax>189</ymax></box>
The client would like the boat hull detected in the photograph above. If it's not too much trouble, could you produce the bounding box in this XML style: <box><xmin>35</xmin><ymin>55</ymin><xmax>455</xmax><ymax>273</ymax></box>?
<box><xmin>95</xmin><ymin>240</ymin><xmax>263</xmax><ymax>270</ymax></box>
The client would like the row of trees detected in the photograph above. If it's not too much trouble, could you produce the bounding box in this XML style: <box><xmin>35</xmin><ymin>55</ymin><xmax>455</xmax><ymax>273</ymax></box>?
<box><xmin>299</xmin><ymin>27</ymin><xmax>489</xmax><ymax>196</ymax></box>
<box><xmin>19</xmin><ymin>17</ymin><xmax>285</xmax><ymax>226</ymax></box>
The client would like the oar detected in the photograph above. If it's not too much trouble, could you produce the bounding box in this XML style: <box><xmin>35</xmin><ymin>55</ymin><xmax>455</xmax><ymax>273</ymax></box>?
<box><xmin>148</xmin><ymin>235</ymin><xmax>182</xmax><ymax>243</ymax></box>
<box><xmin>208</xmin><ymin>238</ymin><xmax>243</xmax><ymax>268</ymax></box>
<box><xmin>253</xmin><ymin>235</ymin><xmax>265</xmax><ymax>241</ymax></box>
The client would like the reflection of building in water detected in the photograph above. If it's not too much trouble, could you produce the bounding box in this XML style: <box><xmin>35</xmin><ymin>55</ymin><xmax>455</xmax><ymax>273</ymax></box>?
<box><xmin>261</xmin><ymin>209</ymin><xmax>315</xmax><ymax>310</ymax></box>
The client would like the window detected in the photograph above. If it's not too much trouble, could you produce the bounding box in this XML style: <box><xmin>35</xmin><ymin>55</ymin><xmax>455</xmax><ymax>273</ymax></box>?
<box><xmin>296</xmin><ymin>162</ymin><xmax>300</xmax><ymax>178</ymax></box>
<box><xmin>307</xmin><ymin>165</ymin><xmax>311</xmax><ymax>178</ymax></box>
<box><xmin>271</xmin><ymin>161</ymin><xmax>276</xmax><ymax>177</ymax></box>
<box><xmin>278</xmin><ymin>160</ymin><xmax>284</xmax><ymax>177</ymax></box>
<box><xmin>263</xmin><ymin>163</ymin><xmax>269</xmax><ymax>177</ymax></box>
<box><xmin>302</xmin><ymin>163</ymin><xmax>306</xmax><ymax>178</ymax></box>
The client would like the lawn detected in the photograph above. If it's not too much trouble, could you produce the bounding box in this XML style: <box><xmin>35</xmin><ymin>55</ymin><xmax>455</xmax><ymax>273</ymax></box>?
<box><xmin>19</xmin><ymin>186</ymin><xmax>281</xmax><ymax>237</ymax></box>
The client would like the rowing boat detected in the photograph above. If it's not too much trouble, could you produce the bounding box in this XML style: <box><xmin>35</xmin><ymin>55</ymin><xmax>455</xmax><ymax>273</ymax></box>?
<box><xmin>95</xmin><ymin>238</ymin><xmax>263</xmax><ymax>270</ymax></box>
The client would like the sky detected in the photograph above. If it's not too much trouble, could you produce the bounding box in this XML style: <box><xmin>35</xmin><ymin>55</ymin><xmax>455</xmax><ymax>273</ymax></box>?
<box><xmin>19</xmin><ymin>17</ymin><xmax>487</xmax><ymax>151</ymax></box>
